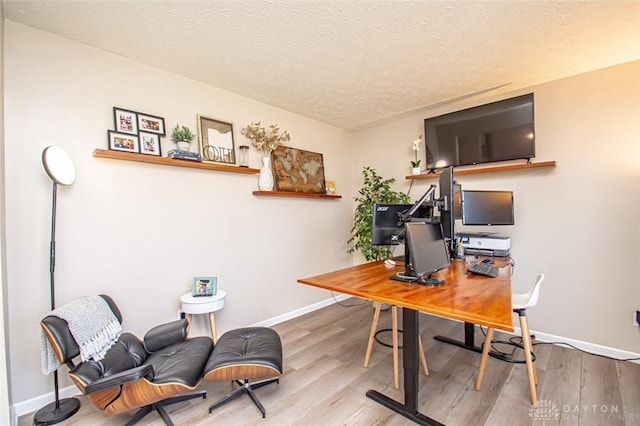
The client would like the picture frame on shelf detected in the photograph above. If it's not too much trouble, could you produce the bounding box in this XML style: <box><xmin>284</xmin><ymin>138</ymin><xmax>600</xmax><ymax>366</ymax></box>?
<box><xmin>197</xmin><ymin>114</ymin><xmax>236</xmax><ymax>165</ymax></box>
<box><xmin>192</xmin><ymin>277</ymin><xmax>217</xmax><ymax>297</ymax></box>
<box><xmin>325</xmin><ymin>180</ymin><xmax>336</xmax><ymax>195</ymax></box>
<box><xmin>113</xmin><ymin>107</ymin><xmax>138</xmax><ymax>135</ymax></box>
<box><xmin>108</xmin><ymin>130</ymin><xmax>139</xmax><ymax>153</ymax></box>
<box><xmin>139</xmin><ymin>131</ymin><xmax>161</xmax><ymax>156</ymax></box>
<box><xmin>137</xmin><ymin>112</ymin><xmax>165</xmax><ymax>135</ymax></box>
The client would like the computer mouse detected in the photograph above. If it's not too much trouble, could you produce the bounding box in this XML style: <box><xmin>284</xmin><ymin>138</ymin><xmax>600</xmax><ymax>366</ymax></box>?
<box><xmin>482</xmin><ymin>259</ymin><xmax>495</xmax><ymax>264</ymax></box>
<box><xmin>384</xmin><ymin>259</ymin><xmax>396</xmax><ymax>266</ymax></box>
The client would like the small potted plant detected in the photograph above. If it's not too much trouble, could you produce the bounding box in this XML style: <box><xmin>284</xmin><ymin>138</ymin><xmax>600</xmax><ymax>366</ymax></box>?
<box><xmin>411</xmin><ymin>135</ymin><xmax>423</xmax><ymax>175</ymax></box>
<box><xmin>171</xmin><ymin>124</ymin><xmax>195</xmax><ymax>151</ymax></box>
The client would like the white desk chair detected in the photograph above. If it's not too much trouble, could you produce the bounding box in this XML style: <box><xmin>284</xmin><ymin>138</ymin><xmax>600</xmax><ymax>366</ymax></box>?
<box><xmin>364</xmin><ymin>302</ymin><xmax>428</xmax><ymax>389</ymax></box>
<box><xmin>476</xmin><ymin>274</ymin><xmax>544</xmax><ymax>407</ymax></box>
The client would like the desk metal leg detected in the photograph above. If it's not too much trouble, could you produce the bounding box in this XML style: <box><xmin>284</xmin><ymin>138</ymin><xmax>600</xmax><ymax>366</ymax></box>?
<box><xmin>434</xmin><ymin>321</ymin><xmax>482</xmax><ymax>353</ymax></box>
<box><xmin>434</xmin><ymin>321</ymin><xmax>515</xmax><ymax>362</ymax></box>
<box><xmin>366</xmin><ymin>308</ymin><xmax>444</xmax><ymax>426</ymax></box>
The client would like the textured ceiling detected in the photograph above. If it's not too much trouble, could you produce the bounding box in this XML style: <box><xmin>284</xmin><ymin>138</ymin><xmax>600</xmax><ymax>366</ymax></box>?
<box><xmin>3</xmin><ymin>0</ymin><xmax>640</xmax><ymax>131</ymax></box>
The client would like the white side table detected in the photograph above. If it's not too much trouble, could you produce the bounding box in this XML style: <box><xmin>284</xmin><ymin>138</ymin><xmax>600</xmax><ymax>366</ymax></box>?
<box><xmin>180</xmin><ymin>290</ymin><xmax>226</xmax><ymax>343</ymax></box>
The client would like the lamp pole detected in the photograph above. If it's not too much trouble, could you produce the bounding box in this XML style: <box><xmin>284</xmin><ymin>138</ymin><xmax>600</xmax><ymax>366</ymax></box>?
<box><xmin>34</xmin><ymin>147</ymin><xmax>80</xmax><ymax>425</ymax></box>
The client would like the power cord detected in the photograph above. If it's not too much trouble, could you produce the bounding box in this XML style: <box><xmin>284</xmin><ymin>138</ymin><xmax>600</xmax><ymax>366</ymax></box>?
<box><xmin>479</xmin><ymin>326</ymin><xmax>640</xmax><ymax>363</ymax></box>
<box><xmin>407</xmin><ymin>177</ymin><xmax>415</xmax><ymax>196</ymax></box>
<box><xmin>331</xmin><ymin>292</ymin><xmax>368</xmax><ymax>307</ymax></box>
<box><xmin>532</xmin><ymin>340</ymin><xmax>640</xmax><ymax>362</ymax></box>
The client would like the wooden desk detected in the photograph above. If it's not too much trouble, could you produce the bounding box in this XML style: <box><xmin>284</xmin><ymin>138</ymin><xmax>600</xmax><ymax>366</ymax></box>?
<box><xmin>298</xmin><ymin>259</ymin><xmax>513</xmax><ymax>425</ymax></box>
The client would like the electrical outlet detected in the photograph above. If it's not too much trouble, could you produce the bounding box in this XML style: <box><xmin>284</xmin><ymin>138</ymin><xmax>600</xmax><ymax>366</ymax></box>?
<box><xmin>634</xmin><ymin>310</ymin><xmax>640</xmax><ymax>327</ymax></box>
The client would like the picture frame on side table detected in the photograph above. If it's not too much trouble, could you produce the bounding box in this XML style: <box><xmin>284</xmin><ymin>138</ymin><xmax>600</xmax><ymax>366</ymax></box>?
<box><xmin>138</xmin><ymin>113</ymin><xmax>166</xmax><ymax>135</ymax></box>
<box><xmin>139</xmin><ymin>131</ymin><xmax>161</xmax><ymax>156</ymax></box>
<box><xmin>108</xmin><ymin>130</ymin><xmax>139</xmax><ymax>153</ymax></box>
<box><xmin>192</xmin><ymin>277</ymin><xmax>217</xmax><ymax>297</ymax></box>
<box><xmin>197</xmin><ymin>115</ymin><xmax>236</xmax><ymax>164</ymax></box>
<box><xmin>113</xmin><ymin>107</ymin><xmax>138</xmax><ymax>135</ymax></box>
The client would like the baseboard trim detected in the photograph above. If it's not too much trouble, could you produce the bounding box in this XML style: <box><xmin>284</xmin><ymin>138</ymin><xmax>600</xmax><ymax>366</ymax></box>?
<box><xmin>251</xmin><ymin>293</ymin><xmax>351</xmax><ymax>327</ymax></box>
<box><xmin>517</xmin><ymin>327</ymin><xmax>640</xmax><ymax>364</ymax></box>
<box><xmin>471</xmin><ymin>320</ymin><xmax>640</xmax><ymax>364</ymax></box>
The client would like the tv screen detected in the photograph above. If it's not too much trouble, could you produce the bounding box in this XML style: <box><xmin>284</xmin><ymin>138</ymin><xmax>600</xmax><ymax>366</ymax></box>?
<box><xmin>461</xmin><ymin>190</ymin><xmax>514</xmax><ymax>226</ymax></box>
<box><xmin>424</xmin><ymin>93</ymin><xmax>535</xmax><ymax>170</ymax></box>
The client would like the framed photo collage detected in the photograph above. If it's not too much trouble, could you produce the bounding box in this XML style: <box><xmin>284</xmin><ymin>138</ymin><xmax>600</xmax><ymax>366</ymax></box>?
<box><xmin>108</xmin><ymin>107</ymin><xmax>166</xmax><ymax>156</ymax></box>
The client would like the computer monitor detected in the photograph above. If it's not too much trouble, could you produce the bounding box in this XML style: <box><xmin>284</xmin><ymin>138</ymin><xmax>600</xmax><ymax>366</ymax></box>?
<box><xmin>437</xmin><ymin>166</ymin><xmax>460</xmax><ymax>255</ymax></box>
<box><xmin>371</xmin><ymin>203</ymin><xmax>432</xmax><ymax>246</ymax></box>
<box><xmin>406</xmin><ymin>222</ymin><xmax>450</xmax><ymax>286</ymax></box>
<box><xmin>461</xmin><ymin>190</ymin><xmax>514</xmax><ymax>226</ymax></box>
<box><xmin>453</xmin><ymin>182</ymin><xmax>462</xmax><ymax>220</ymax></box>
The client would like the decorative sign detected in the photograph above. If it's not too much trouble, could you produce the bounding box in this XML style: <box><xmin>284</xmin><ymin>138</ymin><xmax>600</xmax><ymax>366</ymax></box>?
<box><xmin>197</xmin><ymin>115</ymin><xmax>236</xmax><ymax>164</ymax></box>
<box><xmin>271</xmin><ymin>146</ymin><xmax>326</xmax><ymax>194</ymax></box>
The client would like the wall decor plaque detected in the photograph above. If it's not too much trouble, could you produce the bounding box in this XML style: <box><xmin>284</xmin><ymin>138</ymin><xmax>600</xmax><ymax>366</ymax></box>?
<box><xmin>271</xmin><ymin>146</ymin><xmax>325</xmax><ymax>194</ymax></box>
<box><xmin>197</xmin><ymin>114</ymin><xmax>236</xmax><ymax>164</ymax></box>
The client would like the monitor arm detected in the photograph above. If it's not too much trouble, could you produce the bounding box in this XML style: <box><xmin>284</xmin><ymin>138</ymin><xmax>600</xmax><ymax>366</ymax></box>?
<box><xmin>401</xmin><ymin>185</ymin><xmax>437</xmax><ymax>223</ymax></box>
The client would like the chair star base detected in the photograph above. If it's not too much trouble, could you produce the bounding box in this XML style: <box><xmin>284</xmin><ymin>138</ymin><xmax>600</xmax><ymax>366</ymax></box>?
<box><xmin>125</xmin><ymin>391</ymin><xmax>206</xmax><ymax>426</ymax></box>
<box><xmin>208</xmin><ymin>378</ymin><xmax>280</xmax><ymax>418</ymax></box>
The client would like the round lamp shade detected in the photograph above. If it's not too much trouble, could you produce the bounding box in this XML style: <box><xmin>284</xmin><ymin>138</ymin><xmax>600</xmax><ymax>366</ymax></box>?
<box><xmin>42</xmin><ymin>146</ymin><xmax>76</xmax><ymax>186</ymax></box>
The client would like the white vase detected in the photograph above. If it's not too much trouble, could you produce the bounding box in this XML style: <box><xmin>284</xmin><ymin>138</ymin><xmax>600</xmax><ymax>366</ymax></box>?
<box><xmin>258</xmin><ymin>156</ymin><xmax>274</xmax><ymax>191</ymax></box>
<box><xmin>412</xmin><ymin>167</ymin><xmax>421</xmax><ymax>175</ymax></box>
<box><xmin>177</xmin><ymin>141</ymin><xmax>190</xmax><ymax>151</ymax></box>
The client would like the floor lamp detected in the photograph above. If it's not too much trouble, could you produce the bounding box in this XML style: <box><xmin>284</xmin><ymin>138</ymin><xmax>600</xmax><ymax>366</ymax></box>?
<box><xmin>34</xmin><ymin>146</ymin><xmax>81</xmax><ymax>425</ymax></box>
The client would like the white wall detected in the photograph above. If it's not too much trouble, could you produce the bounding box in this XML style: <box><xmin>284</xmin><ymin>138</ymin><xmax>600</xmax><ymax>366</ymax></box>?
<box><xmin>0</xmin><ymin>5</ymin><xmax>13</xmax><ymax>424</ymax></box>
<box><xmin>3</xmin><ymin>22</ymin><xmax>356</xmax><ymax>405</ymax></box>
<box><xmin>352</xmin><ymin>60</ymin><xmax>640</xmax><ymax>354</ymax></box>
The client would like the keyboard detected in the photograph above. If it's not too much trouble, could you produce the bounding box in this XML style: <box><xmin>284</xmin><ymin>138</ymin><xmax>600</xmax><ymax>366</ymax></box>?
<box><xmin>467</xmin><ymin>262</ymin><xmax>499</xmax><ymax>278</ymax></box>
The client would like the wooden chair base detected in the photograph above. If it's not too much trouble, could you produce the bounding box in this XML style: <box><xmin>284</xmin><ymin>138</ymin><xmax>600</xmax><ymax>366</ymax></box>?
<box><xmin>364</xmin><ymin>302</ymin><xmax>428</xmax><ymax>389</ymax></box>
<box><xmin>475</xmin><ymin>311</ymin><xmax>538</xmax><ymax>407</ymax></box>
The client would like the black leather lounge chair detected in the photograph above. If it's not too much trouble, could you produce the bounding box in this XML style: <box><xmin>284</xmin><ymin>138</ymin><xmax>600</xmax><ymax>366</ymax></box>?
<box><xmin>40</xmin><ymin>295</ymin><xmax>213</xmax><ymax>426</ymax></box>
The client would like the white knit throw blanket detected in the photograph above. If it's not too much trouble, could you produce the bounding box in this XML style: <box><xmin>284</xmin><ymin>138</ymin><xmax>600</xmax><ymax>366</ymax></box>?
<box><xmin>40</xmin><ymin>296</ymin><xmax>122</xmax><ymax>375</ymax></box>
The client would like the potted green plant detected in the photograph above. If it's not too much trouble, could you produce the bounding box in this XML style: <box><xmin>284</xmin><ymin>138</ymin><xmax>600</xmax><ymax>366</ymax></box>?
<box><xmin>411</xmin><ymin>135</ymin><xmax>423</xmax><ymax>175</ymax></box>
<box><xmin>347</xmin><ymin>166</ymin><xmax>410</xmax><ymax>261</ymax></box>
<box><xmin>171</xmin><ymin>124</ymin><xmax>195</xmax><ymax>151</ymax></box>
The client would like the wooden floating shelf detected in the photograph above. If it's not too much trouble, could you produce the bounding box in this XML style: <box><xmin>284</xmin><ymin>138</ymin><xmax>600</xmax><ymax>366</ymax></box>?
<box><xmin>93</xmin><ymin>149</ymin><xmax>260</xmax><ymax>174</ymax></box>
<box><xmin>406</xmin><ymin>161</ymin><xmax>556</xmax><ymax>179</ymax></box>
<box><xmin>253</xmin><ymin>191</ymin><xmax>342</xmax><ymax>199</ymax></box>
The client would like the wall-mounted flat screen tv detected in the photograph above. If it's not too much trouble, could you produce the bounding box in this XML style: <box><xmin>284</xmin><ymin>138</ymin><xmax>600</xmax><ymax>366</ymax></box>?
<box><xmin>424</xmin><ymin>93</ymin><xmax>535</xmax><ymax>171</ymax></box>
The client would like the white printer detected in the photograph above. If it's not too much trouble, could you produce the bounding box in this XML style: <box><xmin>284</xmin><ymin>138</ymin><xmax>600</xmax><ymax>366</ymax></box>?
<box><xmin>458</xmin><ymin>232</ymin><xmax>510</xmax><ymax>257</ymax></box>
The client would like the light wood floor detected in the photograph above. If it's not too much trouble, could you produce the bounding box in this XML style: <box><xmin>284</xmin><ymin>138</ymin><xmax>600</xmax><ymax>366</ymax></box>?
<box><xmin>20</xmin><ymin>297</ymin><xmax>640</xmax><ymax>425</ymax></box>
